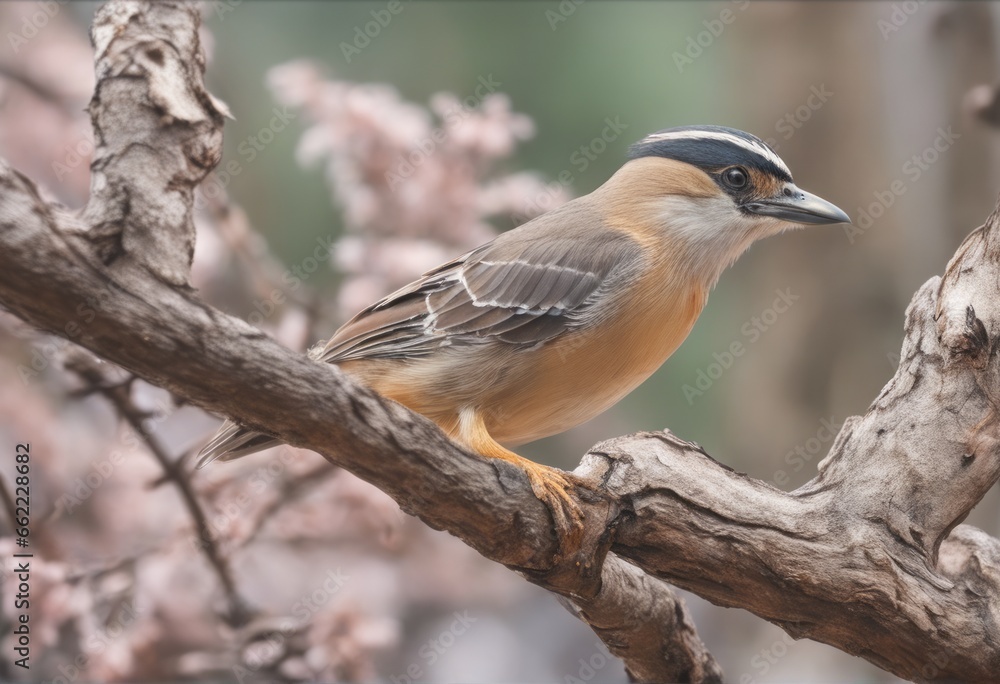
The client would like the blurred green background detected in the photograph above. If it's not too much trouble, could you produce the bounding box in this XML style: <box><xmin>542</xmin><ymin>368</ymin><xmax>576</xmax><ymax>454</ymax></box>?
<box><xmin>204</xmin><ymin>0</ymin><xmax>1000</xmax><ymax>498</ymax></box>
<box><xmin>207</xmin><ymin>4</ymin><xmax>1000</xmax><ymax>675</ymax></box>
<box><xmin>204</xmin><ymin>5</ymin><xmax>1000</xmax><ymax>676</ymax></box>
<box><xmin>14</xmin><ymin>1</ymin><xmax>998</xmax><ymax>681</ymax></box>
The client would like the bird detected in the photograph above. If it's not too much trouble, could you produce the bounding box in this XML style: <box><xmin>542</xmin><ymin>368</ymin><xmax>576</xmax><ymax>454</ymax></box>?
<box><xmin>197</xmin><ymin>125</ymin><xmax>849</xmax><ymax>543</ymax></box>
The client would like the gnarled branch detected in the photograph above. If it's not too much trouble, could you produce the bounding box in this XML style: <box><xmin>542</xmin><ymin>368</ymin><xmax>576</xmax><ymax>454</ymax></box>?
<box><xmin>0</xmin><ymin>2</ymin><xmax>717</xmax><ymax>682</ymax></box>
<box><xmin>577</xmin><ymin>214</ymin><xmax>1000</xmax><ymax>681</ymax></box>
<box><xmin>0</xmin><ymin>1</ymin><xmax>998</xmax><ymax>682</ymax></box>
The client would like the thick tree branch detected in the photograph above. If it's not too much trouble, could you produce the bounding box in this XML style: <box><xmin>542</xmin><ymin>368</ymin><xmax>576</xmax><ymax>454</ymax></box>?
<box><xmin>0</xmin><ymin>156</ymin><xmax>716</xmax><ymax>681</ymax></box>
<box><xmin>1</xmin><ymin>1</ymin><xmax>998</xmax><ymax>682</ymax></box>
<box><xmin>0</xmin><ymin>2</ymin><xmax>716</xmax><ymax>681</ymax></box>
<box><xmin>575</xmin><ymin>215</ymin><xmax>1000</xmax><ymax>682</ymax></box>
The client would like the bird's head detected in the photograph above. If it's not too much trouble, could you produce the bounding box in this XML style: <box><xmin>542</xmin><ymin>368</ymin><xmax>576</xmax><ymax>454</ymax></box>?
<box><xmin>605</xmin><ymin>125</ymin><xmax>849</xmax><ymax>287</ymax></box>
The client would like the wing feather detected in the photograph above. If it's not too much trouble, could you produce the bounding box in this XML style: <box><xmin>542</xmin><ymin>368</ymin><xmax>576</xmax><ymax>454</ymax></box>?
<box><xmin>199</xmin><ymin>200</ymin><xmax>646</xmax><ymax>467</ymax></box>
<box><xmin>319</xmin><ymin>201</ymin><xmax>644</xmax><ymax>361</ymax></box>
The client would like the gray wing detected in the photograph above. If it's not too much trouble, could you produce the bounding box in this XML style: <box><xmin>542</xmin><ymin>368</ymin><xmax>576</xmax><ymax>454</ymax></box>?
<box><xmin>197</xmin><ymin>202</ymin><xmax>644</xmax><ymax>468</ymax></box>
<box><xmin>318</xmin><ymin>206</ymin><xmax>645</xmax><ymax>363</ymax></box>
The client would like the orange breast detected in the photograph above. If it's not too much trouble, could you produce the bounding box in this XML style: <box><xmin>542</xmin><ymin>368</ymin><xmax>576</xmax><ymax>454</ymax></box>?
<box><xmin>482</xmin><ymin>273</ymin><xmax>707</xmax><ymax>445</ymax></box>
<box><xmin>341</xmin><ymin>261</ymin><xmax>707</xmax><ymax>447</ymax></box>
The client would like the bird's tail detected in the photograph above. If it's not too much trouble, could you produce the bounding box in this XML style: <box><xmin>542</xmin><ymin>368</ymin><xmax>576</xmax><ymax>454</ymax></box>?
<box><xmin>197</xmin><ymin>341</ymin><xmax>337</xmax><ymax>469</ymax></box>
<box><xmin>195</xmin><ymin>420</ymin><xmax>283</xmax><ymax>469</ymax></box>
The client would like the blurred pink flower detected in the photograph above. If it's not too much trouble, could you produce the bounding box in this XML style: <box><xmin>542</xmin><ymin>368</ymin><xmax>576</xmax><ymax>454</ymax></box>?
<box><xmin>267</xmin><ymin>61</ymin><xmax>569</xmax><ymax>321</ymax></box>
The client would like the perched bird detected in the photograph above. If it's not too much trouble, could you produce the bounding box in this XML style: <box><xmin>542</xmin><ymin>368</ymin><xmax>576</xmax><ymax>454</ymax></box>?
<box><xmin>198</xmin><ymin>125</ymin><xmax>848</xmax><ymax>537</ymax></box>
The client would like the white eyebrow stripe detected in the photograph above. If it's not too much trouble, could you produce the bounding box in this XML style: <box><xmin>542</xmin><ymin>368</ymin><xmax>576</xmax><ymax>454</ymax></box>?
<box><xmin>645</xmin><ymin>130</ymin><xmax>790</xmax><ymax>177</ymax></box>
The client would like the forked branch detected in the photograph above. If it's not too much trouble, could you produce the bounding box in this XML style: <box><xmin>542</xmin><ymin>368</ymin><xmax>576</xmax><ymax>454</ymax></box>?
<box><xmin>0</xmin><ymin>1</ymin><xmax>998</xmax><ymax>682</ymax></box>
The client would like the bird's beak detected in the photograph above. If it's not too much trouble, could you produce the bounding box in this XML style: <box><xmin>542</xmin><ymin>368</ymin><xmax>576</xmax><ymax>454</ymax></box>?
<box><xmin>744</xmin><ymin>185</ymin><xmax>851</xmax><ymax>225</ymax></box>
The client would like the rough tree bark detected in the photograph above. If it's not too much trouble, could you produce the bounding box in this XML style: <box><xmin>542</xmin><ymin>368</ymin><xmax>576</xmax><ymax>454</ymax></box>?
<box><xmin>0</xmin><ymin>2</ymin><xmax>998</xmax><ymax>682</ymax></box>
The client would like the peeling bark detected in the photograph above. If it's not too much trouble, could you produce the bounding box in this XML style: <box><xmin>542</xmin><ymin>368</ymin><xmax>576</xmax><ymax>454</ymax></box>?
<box><xmin>0</xmin><ymin>2</ymin><xmax>717</xmax><ymax>681</ymax></box>
<box><xmin>83</xmin><ymin>0</ymin><xmax>228</xmax><ymax>287</ymax></box>
<box><xmin>0</xmin><ymin>1</ymin><xmax>998</xmax><ymax>682</ymax></box>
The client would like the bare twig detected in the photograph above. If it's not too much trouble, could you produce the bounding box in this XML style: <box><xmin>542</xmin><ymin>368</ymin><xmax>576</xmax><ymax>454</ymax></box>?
<box><xmin>65</xmin><ymin>353</ymin><xmax>252</xmax><ymax>626</ymax></box>
<box><xmin>0</xmin><ymin>62</ymin><xmax>79</xmax><ymax>115</ymax></box>
<box><xmin>2</xmin><ymin>1</ymin><xmax>1000</xmax><ymax>681</ymax></box>
<box><xmin>238</xmin><ymin>461</ymin><xmax>338</xmax><ymax>548</ymax></box>
<box><xmin>199</xmin><ymin>181</ymin><xmax>314</xmax><ymax>312</ymax></box>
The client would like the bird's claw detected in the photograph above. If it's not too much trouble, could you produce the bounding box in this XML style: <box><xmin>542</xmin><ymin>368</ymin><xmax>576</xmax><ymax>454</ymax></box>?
<box><xmin>522</xmin><ymin>464</ymin><xmax>586</xmax><ymax>556</ymax></box>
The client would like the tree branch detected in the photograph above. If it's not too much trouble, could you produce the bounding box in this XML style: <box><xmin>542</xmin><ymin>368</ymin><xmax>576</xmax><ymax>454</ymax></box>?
<box><xmin>82</xmin><ymin>0</ymin><xmax>228</xmax><ymax>288</ymax></box>
<box><xmin>0</xmin><ymin>2</ymin><xmax>717</xmax><ymax>681</ymax></box>
<box><xmin>576</xmin><ymin>214</ymin><xmax>1000</xmax><ymax>682</ymax></box>
<box><xmin>1</xmin><ymin>1</ymin><xmax>998</xmax><ymax>682</ymax></box>
<box><xmin>65</xmin><ymin>354</ymin><xmax>252</xmax><ymax>625</ymax></box>
<box><xmin>0</xmin><ymin>157</ymin><xmax>718</xmax><ymax>679</ymax></box>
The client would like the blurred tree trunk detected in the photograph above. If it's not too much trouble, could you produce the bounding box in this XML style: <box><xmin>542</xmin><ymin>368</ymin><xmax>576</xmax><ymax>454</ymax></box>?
<box><xmin>725</xmin><ymin>1</ymin><xmax>895</xmax><ymax>480</ymax></box>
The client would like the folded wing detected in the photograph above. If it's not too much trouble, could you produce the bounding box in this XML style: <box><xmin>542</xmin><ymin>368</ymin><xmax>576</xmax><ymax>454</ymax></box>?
<box><xmin>319</xmin><ymin>211</ymin><xmax>643</xmax><ymax>363</ymax></box>
<box><xmin>197</xmin><ymin>203</ymin><xmax>644</xmax><ymax>468</ymax></box>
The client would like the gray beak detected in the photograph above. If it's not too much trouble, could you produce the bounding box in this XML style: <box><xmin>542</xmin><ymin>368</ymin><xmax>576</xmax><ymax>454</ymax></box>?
<box><xmin>744</xmin><ymin>185</ymin><xmax>851</xmax><ymax>225</ymax></box>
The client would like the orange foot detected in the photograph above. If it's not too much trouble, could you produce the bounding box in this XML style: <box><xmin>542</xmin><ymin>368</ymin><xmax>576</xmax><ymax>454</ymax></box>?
<box><xmin>518</xmin><ymin>457</ymin><xmax>585</xmax><ymax>547</ymax></box>
<box><xmin>455</xmin><ymin>409</ymin><xmax>585</xmax><ymax>552</ymax></box>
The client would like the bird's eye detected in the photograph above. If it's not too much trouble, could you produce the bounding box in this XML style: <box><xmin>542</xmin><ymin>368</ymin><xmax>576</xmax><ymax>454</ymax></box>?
<box><xmin>722</xmin><ymin>167</ymin><xmax>749</xmax><ymax>189</ymax></box>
